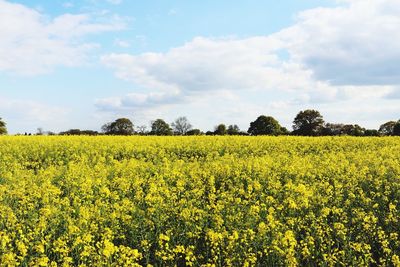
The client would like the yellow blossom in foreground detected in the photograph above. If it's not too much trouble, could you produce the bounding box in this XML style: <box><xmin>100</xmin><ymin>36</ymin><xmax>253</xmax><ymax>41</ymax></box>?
<box><xmin>0</xmin><ymin>136</ymin><xmax>398</xmax><ymax>266</ymax></box>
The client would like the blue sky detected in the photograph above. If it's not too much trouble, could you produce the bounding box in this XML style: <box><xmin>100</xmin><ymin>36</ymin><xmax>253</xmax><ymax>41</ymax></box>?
<box><xmin>0</xmin><ymin>0</ymin><xmax>399</xmax><ymax>134</ymax></box>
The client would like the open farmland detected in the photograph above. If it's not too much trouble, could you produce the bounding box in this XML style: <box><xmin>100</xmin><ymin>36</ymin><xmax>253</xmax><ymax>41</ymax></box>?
<box><xmin>0</xmin><ymin>136</ymin><xmax>399</xmax><ymax>266</ymax></box>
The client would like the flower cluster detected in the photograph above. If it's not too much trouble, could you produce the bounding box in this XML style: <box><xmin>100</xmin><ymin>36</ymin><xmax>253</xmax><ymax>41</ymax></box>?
<box><xmin>0</xmin><ymin>136</ymin><xmax>399</xmax><ymax>266</ymax></box>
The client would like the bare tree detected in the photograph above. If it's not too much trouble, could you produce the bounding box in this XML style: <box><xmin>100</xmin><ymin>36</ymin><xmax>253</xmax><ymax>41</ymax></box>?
<box><xmin>136</xmin><ymin>125</ymin><xmax>148</xmax><ymax>135</ymax></box>
<box><xmin>171</xmin><ymin>116</ymin><xmax>192</xmax><ymax>135</ymax></box>
<box><xmin>36</xmin><ymin>127</ymin><xmax>44</xmax><ymax>135</ymax></box>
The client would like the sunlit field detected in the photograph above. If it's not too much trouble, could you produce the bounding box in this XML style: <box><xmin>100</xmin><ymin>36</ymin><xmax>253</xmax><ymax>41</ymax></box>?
<box><xmin>0</xmin><ymin>136</ymin><xmax>399</xmax><ymax>266</ymax></box>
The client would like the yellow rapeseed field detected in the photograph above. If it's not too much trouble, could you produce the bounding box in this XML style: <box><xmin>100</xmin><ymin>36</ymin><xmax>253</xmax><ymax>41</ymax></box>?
<box><xmin>0</xmin><ymin>136</ymin><xmax>399</xmax><ymax>266</ymax></box>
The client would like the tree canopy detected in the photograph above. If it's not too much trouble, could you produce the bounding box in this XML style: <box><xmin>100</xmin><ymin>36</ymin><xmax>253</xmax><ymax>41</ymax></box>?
<box><xmin>323</xmin><ymin>123</ymin><xmax>365</xmax><ymax>136</ymax></box>
<box><xmin>3</xmin><ymin>111</ymin><xmax>398</xmax><ymax>137</ymax></box>
<box><xmin>102</xmin><ymin>118</ymin><xmax>134</xmax><ymax>135</ymax></box>
<box><xmin>186</xmin><ymin>129</ymin><xmax>202</xmax><ymax>135</ymax></box>
<box><xmin>379</xmin><ymin>121</ymin><xmax>397</xmax><ymax>136</ymax></box>
<box><xmin>150</xmin><ymin>119</ymin><xmax>173</xmax><ymax>135</ymax></box>
<box><xmin>393</xmin><ymin>121</ymin><xmax>400</xmax><ymax>136</ymax></box>
<box><xmin>214</xmin><ymin>124</ymin><xmax>227</xmax><ymax>135</ymax></box>
<box><xmin>0</xmin><ymin>117</ymin><xmax>7</xmax><ymax>135</ymax></box>
<box><xmin>59</xmin><ymin>129</ymin><xmax>99</xmax><ymax>135</ymax></box>
<box><xmin>227</xmin><ymin>124</ymin><xmax>240</xmax><ymax>135</ymax></box>
<box><xmin>248</xmin><ymin>115</ymin><xmax>284</xmax><ymax>136</ymax></box>
<box><xmin>292</xmin><ymin>110</ymin><xmax>325</xmax><ymax>136</ymax></box>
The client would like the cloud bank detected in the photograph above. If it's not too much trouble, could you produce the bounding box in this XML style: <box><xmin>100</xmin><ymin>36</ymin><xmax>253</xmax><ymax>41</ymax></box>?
<box><xmin>278</xmin><ymin>0</ymin><xmax>400</xmax><ymax>85</ymax></box>
<box><xmin>0</xmin><ymin>0</ymin><xmax>125</xmax><ymax>75</ymax></box>
<box><xmin>98</xmin><ymin>0</ymin><xmax>399</xmax><ymax>129</ymax></box>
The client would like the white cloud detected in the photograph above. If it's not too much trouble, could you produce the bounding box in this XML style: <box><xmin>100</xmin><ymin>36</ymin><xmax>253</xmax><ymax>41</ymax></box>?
<box><xmin>95</xmin><ymin>91</ymin><xmax>183</xmax><ymax>111</ymax></box>
<box><xmin>385</xmin><ymin>87</ymin><xmax>400</xmax><ymax>99</ymax></box>
<box><xmin>98</xmin><ymin>0</ymin><xmax>400</xmax><ymax>129</ymax></box>
<box><xmin>0</xmin><ymin>0</ymin><xmax>125</xmax><ymax>75</ymax></box>
<box><xmin>277</xmin><ymin>0</ymin><xmax>400</xmax><ymax>85</ymax></box>
<box><xmin>100</xmin><ymin>34</ymin><xmax>381</xmax><ymax>111</ymax></box>
<box><xmin>101</xmin><ymin>36</ymin><xmax>311</xmax><ymax>93</ymax></box>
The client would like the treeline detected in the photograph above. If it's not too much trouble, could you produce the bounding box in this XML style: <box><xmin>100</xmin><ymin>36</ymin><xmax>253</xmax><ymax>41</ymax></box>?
<box><xmin>1</xmin><ymin>110</ymin><xmax>400</xmax><ymax>136</ymax></box>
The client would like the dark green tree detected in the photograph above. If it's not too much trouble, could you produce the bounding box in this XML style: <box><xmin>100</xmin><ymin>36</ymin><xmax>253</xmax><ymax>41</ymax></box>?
<box><xmin>379</xmin><ymin>121</ymin><xmax>397</xmax><ymax>136</ymax></box>
<box><xmin>280</xmin><ymin>127</ymin><xmax>289</xmax><ymax>135</ymax></box>
<box><xmin>150</xmin><ymin>119</ymin><xmax>173</xmax><ymax>135</ymax></box>
<box><xmin>60</xmin><ymin>129</ymin><xmax>98</xmax><ymax>135</ymax></box>
<box><xmin>248</xmin><ymin>115</ymin><xmax>283</xmax><ymax>135</ymax></box>
<box><xmin>393</xmin><ymin>121</ymin><xmax>400</xmax><ymax>136</ymax></box>
<box><xmin>292</xmin><ymin>109</ymin><xmax>325</xmax><ymax>136</ymax></box>
<box><xmin>0</xmin><ymin>117</ymin><xmax>7</xmax><ymax>135</ymax></box>
<box><xmin>186</xmin><ymin>129</ymin><xmax>202</xmax><ymax>135</ymax></box>
<box><xmin>60</xmin><ymin>129</ymin><xmax>82</xmax><ymax>135</ymax></box>
<box><xmin>102</xmin><ymin>118</ymin><xmax>134</xmax><ymax>135</ymax></box>
<box><xmin>323</xmin><ymin>123</ymin><xmax>367</xmax><ymax>136</ymax></box>
<box><xmin>342</xmin><ymin>124</ymin><xmax>365</xmax><ymax>136</ymax></box>
<box><xmin>214</xmin><ymin>124</ymin><xmax>227</xmax><ymax>135</ymax></box>
<box><xmin>322</xmin><ymin>123</ymin><xmax>345</xmax><ymax>136</ymax></box>
<box><xmin>227</xmin><ymin>124</ymin><xmax>240</xmax><ymax>135</ymax></box>
<box><xmin>364</xmin><ymin>129</ymin><xmax>379</xmax><ymax>136</ymax></box>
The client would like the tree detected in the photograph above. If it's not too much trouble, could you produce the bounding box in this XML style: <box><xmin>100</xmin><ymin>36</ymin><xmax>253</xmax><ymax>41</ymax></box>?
<box><xmin>171</xmin><ymin>116</ymin><xmax>192</xmax><ymax>135</ymax></box>
<box><xmin>342</xmin><ymin>124</ymin><xmax>365</xmax><ymax>136</ymax></box>
<box><xmin>60</xmin><ymin>129</ymin><xmax>82</xmax><ymax>135</ymax></box>
<box><xmin>186</xmin><ymin>129</ymin><xmax>202</xmax><ymax>135</ymax></box>
<box><xmin>364</xmin><ymin>129</ymin><xmax>379</xmax><ymax>136</ymax></box>
<box><xmin>150</xmin><ymin>119</ymin><xmax>173</xmax><ymax>135</ymax></box>
<box><xmin>0</xmin><ymin>117</ymin><xmax>7</xmax><ymax>135</ymax></box>
<box><xmin>214</xmin><ymin>124</ymin><xmax>227</xmax><ymax>135</ymax></box>
<box><xmin>280</xmin><ymin>127</ymin><xmax>289</xmax><ymax>135</ymax></box>
<box><xmin>248</xmin><ymin>115</ymin><xmax>284</xmax><ymax>136</ymax></box>
<box><xmin>227</xmin><ymin>124</ymin><xmax>240</xmax><ymax>135</ymax></box>
<box><xmin>136</xmin><ymin>125</ymin><xmax>148</xmax><ymax>135</ymax></box>
<box><xmin>80</xmin><ymin>130</ymin><xmax>99</xmax><ymax>136</ymax></box>
<box><xmin>322</xmin><ymin>123</ymin><xmax>345</xmax><ymax>136</ymax></box>
<box><xmin>59</xmin><ymin>129</ymin><xmax>98</xmax><ymax>135</ymax></box>
<box><xmin>323</xmin><ymin>123</ymin><xmax>365</xmax><ymax>136</ymax></box>
<box><xmin>102</xmin><ymin>118</ymin><xmax>134</xmax><ymax>135</ymax></box>
<box><xmin>379</xmin><ymin>121</ymin><xmax>397</xmax><ymax>136</ymax></box>
<box><xmin>36</xmin><ymin>127</ymin><xmax>44</xmax><ymax>135</ymax></box>
<box><xmin>393</xmin><ymin>121</ymin><xmax>400</xmax><ymax>136</ymax></box>
<box><xmin>292</xmin><ymin>109</ymin><xmax>325</xmax><ymax>136</ymax></box>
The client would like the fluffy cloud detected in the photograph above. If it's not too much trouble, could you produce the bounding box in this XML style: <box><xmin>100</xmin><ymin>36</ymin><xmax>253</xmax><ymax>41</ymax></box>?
<box><xmin>385</xmin><ymin>87</ymin><xmax>400</xmax><ymax>99</ymax></box>
<box><xmin>98</xmin><ymin>0</ymin><xmax>399</xmax><ymax>128</ymax></box>
<box><xmin>100</xmin><ymin>36</ymin><xmax>320</xmax><ymax>112</ymax></box>
<box><xmin>101</xmin><ymin>36</ymin><xmax>298</xmax><ymax>92</ymax></box>
<box><xmin>278</xmin><ymin>0</ymin><xmax>400</xmax><ymax>85</ymax></box>
<box><xmin>95</xmin><ymin>91</ymin><xmax>183</xmax><ymax>111</ymax></box>
<box><xmin>0</xmin><ymin>0</ymin><xmax>125</xmax><ymax>75</ymax></box>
